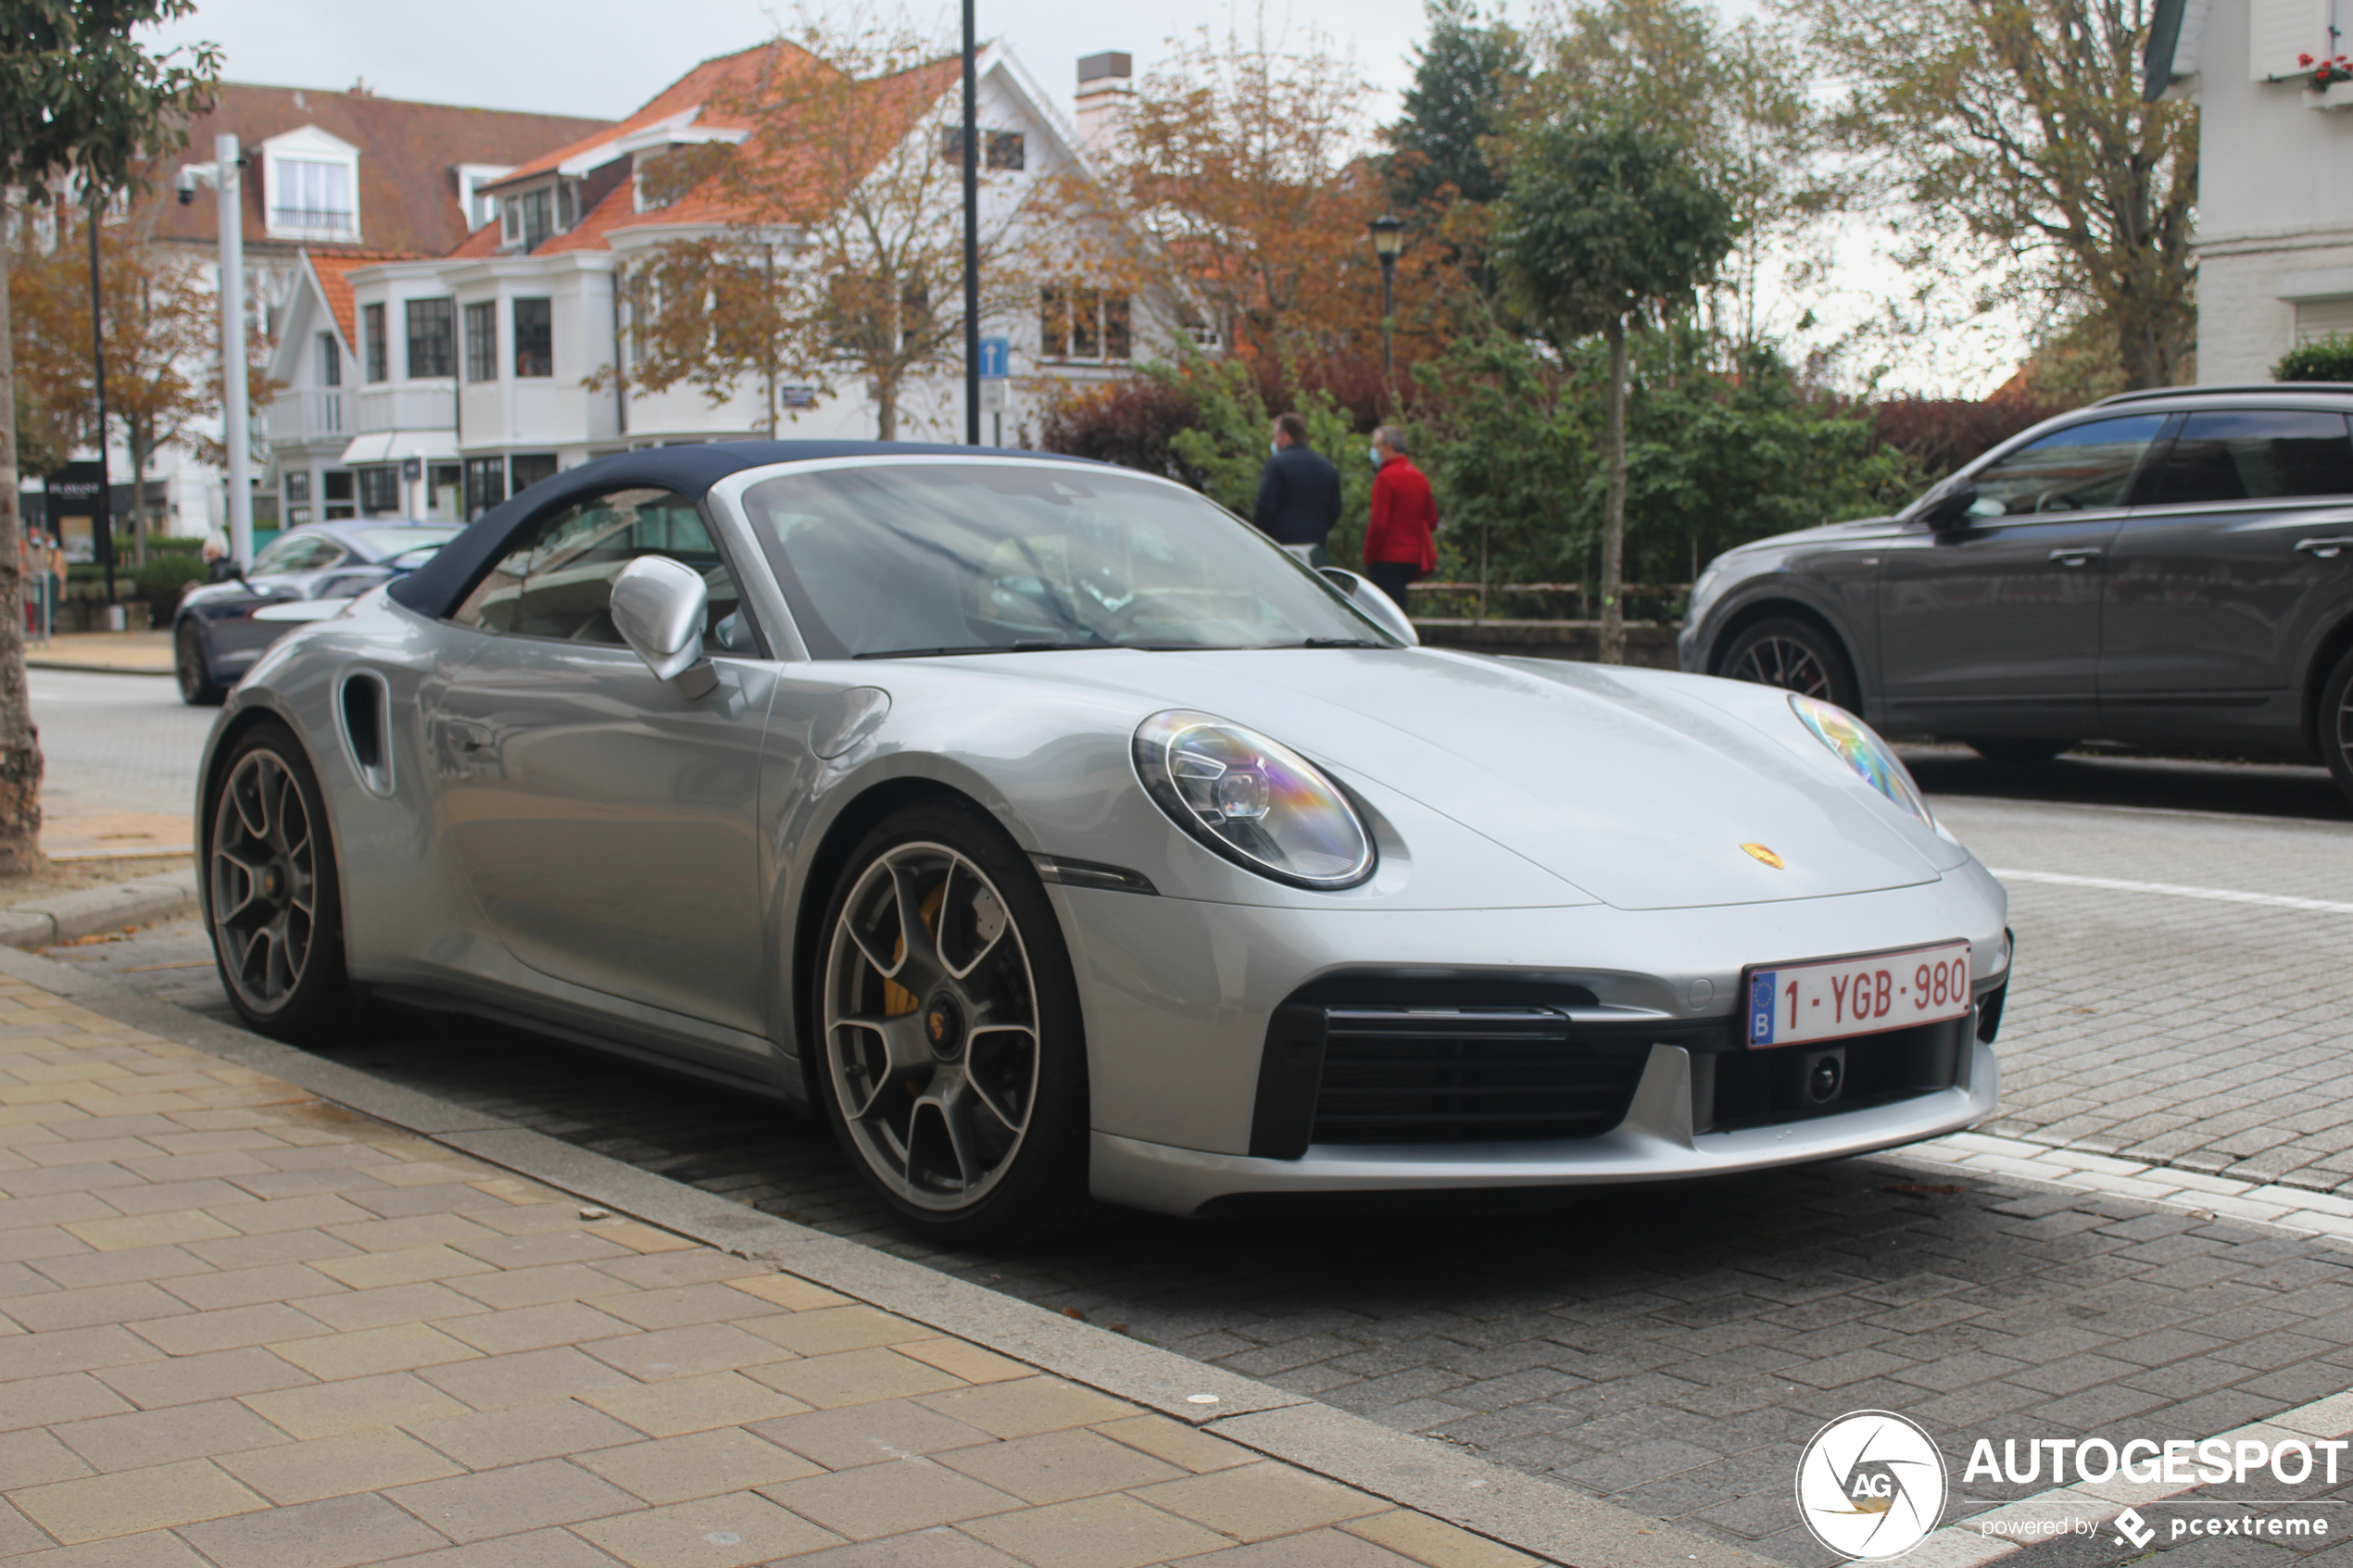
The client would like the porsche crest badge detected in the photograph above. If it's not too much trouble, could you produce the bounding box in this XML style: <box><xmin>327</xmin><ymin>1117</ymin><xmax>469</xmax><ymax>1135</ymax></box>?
<box><xmin>1741</xmin><ymin>843</ymin><xmax>1785</xmax><ymax>869</ymax></box>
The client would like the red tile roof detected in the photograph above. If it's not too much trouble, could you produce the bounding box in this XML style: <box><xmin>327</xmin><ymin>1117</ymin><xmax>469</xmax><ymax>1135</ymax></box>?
<box><xmin>304</xmin><ymin>250</ymin><xmax>424</xmax><ymax>346</ymax></box>
<box><xmin>141</xmin><ymin>83</ymin><xmax>611</xmax><ymax>257</ymax></box>
<box><xmin>466</xmin><ymin>44</ymin><xmax>963</xmax><ymax>257</ymax></box>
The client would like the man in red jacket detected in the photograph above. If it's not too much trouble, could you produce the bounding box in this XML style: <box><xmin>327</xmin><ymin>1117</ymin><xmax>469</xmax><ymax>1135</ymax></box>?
<box><xmin>1362</xmin><ymin>424</ymin><xmax>1437</xmax><ymax>611</ymax></box>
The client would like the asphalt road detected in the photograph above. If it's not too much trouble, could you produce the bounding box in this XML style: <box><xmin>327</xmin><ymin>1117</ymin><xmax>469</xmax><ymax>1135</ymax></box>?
<box><xmin>26</xmin><ymin>670</ymin><xmax>2353</xmax><ymax>1566</ymax></box>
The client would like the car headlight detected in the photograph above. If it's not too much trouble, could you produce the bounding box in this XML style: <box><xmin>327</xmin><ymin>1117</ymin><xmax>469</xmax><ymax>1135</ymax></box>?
<box><xmin>1790</xmin><ymin>694</ymin><xmax>1932</xmax><ymax>826</ymax></box>
<box><xmin>1132</xmin><ymin>709</ymin><xmax>1376</xmax><ymax>889</ymax></box>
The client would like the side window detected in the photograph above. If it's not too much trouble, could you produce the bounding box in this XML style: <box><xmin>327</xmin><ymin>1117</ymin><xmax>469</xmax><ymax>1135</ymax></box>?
<box><xmin>1967</xmin><ymin>415</ymin><xmax>2168</xmax><ymax>518</ymax></box>
<box><xmin>449</xmin><ymin>488</ymin><xmax>749</xmax><ymax>649</ymax></box>
<box><xmin>251</xmin><ymin>533</ymin><xmax>346</xmax><ymax>574</ymax></box>
<box><xmin>2144</xmin><ymin>411</ymin><xmax>2353</xmax><ymax>505</ymax></box>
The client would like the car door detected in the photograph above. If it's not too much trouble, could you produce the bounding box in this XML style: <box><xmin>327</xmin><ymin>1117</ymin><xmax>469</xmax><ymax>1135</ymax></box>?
<box><xmin>424</xmin><ymin>485</ymin><xmax>780</xmax><ymax>1047</ymax></box>
<box><xmin>1876</xmin><ymin>414</ymin><xmax>2167</xmax><ymax>735</ymax></box>
<box><xmin>211</xmin><ymin>533</ymin><xmax>351</xmax><ymax>664</ymax></box>
<box><xmin>2102</xmin><ymin>408</ymin><xmax>2353</xmax><ymax>742</ymax></box>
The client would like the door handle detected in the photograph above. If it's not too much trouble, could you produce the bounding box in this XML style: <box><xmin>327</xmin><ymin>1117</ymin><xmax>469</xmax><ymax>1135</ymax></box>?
<box><xmin>2047</xmin><ymin>548</ymin><xmax>2101</xmax><ymax>566</ymax></box>
<box><xmin>2296</xmin><ymin>537</ymin><xmax>2353</xmax><ymax>559</ymax></box>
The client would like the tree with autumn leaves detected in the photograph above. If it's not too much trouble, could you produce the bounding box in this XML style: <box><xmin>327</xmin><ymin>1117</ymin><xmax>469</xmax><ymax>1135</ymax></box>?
<box><xmin>1</xmin><ymin>0</ymin><xmax>219</xmax><ymax>873</ymax></box>
<box><xmin>10</xmin><ymin>201</ymin><xmax>266</xmax><ymax>562</ymax></box>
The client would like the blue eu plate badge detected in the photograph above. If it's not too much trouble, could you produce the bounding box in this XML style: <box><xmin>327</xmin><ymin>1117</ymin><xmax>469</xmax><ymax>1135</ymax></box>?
<box><xmin>1748</xmin><ymin>970</ymin><xmax>1778</xmax><ymax>1046</ymax></box>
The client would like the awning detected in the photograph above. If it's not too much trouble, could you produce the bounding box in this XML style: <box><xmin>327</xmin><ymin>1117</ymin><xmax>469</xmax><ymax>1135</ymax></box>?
<box><xmin>337</xmin><ymin>430</ymin><xmax>461</xmax><ymax>466</ymax></box>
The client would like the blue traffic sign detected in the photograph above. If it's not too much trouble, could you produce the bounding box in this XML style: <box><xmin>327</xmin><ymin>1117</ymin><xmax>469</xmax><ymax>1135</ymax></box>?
<box><xmin>978</xmin><ymin>336</ymin><xmax>1010</xmax><ymax>379</ymax></box>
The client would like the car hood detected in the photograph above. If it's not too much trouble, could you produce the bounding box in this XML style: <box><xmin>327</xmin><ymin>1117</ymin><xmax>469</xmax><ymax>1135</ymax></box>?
<box><xmin>965</xmin><ymin>646</ymin><xmax>1950</xmax><ymax>911</ymax></box>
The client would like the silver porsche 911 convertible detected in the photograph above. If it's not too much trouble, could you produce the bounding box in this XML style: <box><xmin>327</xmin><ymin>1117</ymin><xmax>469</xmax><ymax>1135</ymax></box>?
<box><xmin>198</xmin><ymin>442</ymin><xmax>2011</xmax><ymax>1242</ymax></box>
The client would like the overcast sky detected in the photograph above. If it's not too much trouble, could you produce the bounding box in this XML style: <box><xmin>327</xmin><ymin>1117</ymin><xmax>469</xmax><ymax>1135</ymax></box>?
<box><xmin>142</xmin><ymin>0</ymin><xmax>1430</xmax><ymax>129</ymax></box>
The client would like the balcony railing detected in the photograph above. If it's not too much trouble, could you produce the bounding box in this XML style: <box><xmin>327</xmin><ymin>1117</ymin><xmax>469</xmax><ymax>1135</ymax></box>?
<box><xmin>264</xmin><ymin>390</ymin><xmax>347</xmax><ymax>445</ymax></box>
<box><xmin>354</xmin><ymin>383</ymin><xmax>457</xmax><ymax>434</ymax></box>
<box><xmin>269</xmin><ymin>207</ymin><xmax>357</xmax><ymax>235</ymax></box>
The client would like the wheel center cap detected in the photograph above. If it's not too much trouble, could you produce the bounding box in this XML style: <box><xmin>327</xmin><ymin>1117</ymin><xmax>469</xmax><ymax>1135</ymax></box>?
<box><xmin>922</xmin><ymin>992</ymin><xmax>965</xmax><ymax>1060</ymax></box>
<box><xmin>261</xmin><ymin>860</ymin><xmax>288</xmax><ymax>906</ymax></box>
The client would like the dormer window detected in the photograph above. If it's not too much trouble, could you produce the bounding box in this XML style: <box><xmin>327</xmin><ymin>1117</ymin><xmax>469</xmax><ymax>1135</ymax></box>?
<box><xmin>262</xmin><ymin>126</ymin><xmax>362</xmax><ymax>241</ymax></box>
<box><xmin>455</xmin><ymin>164</ymin><xmax>514</xmax><ymax>231</ymax></box>
<box><xmin>502</xmin><ymin>185</ymin><xmax>557</xmax><ymax>251</ymax></box>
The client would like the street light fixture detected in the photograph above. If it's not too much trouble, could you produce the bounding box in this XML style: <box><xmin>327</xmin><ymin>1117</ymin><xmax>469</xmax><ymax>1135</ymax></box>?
<box><xmin>176</xmin><ymin>134</ymin><xmax>254</xmax><ymax>568</ymax></box>
<box><xmin>1368</xmin><ymin>214</ymin><xmax>1406</xmax><ymax>390</ymax></box>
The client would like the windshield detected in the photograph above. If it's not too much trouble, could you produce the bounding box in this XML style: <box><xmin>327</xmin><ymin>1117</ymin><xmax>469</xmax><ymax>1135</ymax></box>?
<box><xmin>354</xmin><ymin>525</ymin><xmax>460</xmax><ymax>557</ymax></box>
<box><xmin>738</xmin><ymin>461</ymin><xmax>1396</xmax><ymax>659</ymax></box>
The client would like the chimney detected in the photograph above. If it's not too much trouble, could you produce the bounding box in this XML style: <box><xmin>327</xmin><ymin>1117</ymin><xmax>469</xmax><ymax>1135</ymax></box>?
<box><xmin>1075</xmin><ymin>52</ymin><xmax>1132</xmax><ymax>156</ymax></box>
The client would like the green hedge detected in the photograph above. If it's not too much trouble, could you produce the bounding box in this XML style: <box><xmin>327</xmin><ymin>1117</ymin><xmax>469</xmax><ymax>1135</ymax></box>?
<box><xmin>2273</xmin><ymin>335</ymin><xmax>2353</xmax><ymax>382</ymax></box>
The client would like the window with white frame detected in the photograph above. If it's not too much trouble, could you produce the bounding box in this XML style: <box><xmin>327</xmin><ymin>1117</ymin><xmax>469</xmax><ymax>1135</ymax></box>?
<box><xmin>1038</xmin><ymin>286</ymin><xmax>1132</xmax><ymax>360</ymax></box>
<box><xmin>263</xmin><ymin>127</ymin><xmax>363</xmax><ymax>240</ymax></box>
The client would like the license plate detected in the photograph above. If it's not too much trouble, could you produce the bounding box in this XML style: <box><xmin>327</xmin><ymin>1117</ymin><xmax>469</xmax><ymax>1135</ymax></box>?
<box><xmin>1744</xmin><ymin>941</ymin><xmax>1973</xmax><ymax>1048</ymax></box>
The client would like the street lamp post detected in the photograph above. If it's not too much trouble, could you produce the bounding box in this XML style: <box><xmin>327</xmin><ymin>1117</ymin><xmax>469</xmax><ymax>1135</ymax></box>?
<box><xmin>961</xmin><ymin>0</ymin><xmax>980</xmax><ymax>446</ymax></box>
<box><xmin>1369</xmin><ymin>214</ymin><xmax>1405</xmax><ymax>392</ymax></box>
<box><xmin>176</xmin><ymin>134</ymin><xmax>252</xmax><ymax>566</ymax></box>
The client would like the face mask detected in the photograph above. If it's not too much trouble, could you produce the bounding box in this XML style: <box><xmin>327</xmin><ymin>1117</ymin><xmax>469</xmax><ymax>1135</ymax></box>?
<box><xmin>1368</xmin><ymin>446</ymin><xmax>1383</xmax><ymax>467</ymax></box>
<box><xmin>1270</xmin><ymin>441</ymin><xmax>1280</xmax><ymax>457</ymax></box>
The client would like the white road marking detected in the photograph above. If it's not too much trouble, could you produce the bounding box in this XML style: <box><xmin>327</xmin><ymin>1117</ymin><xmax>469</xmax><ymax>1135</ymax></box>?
<box><xmin>1986</xmin><ymin>867</ymin><xmax>2353</xmax><ymax>916</ymax></box>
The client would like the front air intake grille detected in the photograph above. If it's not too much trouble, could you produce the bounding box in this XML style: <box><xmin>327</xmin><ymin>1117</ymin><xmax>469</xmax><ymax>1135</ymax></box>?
<box><xmin>1308</xmin><ymin>1009</ymin><xmax>1649</xmax><ymax>1147</ymax></box>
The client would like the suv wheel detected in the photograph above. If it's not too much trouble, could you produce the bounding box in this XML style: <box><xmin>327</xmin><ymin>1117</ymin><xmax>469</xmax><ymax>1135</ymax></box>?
<box><xmin>1718</xmin><ymin>617</ymin><xmax>1860</xmax><ymax>711</ymax></box>
<box><xmin>2322</xmin><ymin>645</ymin><xmax>2353</xmax><ymax>809</ymax></box>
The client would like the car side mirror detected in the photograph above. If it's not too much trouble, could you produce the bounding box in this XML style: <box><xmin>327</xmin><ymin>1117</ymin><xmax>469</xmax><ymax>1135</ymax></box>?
<box><xmin>610</xmin><ymin>557</ymin><xmax>719</xmax><ymax>698</ymax></box>
<box><xmin>1914</xmin><ymin>475</ymin><xmax>1980</xmax><ymax>531</ymax></box>
<box><xmin>1318</xmin><ymin>567</ymin><xmax>1420</xmax><ymax>646</ymax></box>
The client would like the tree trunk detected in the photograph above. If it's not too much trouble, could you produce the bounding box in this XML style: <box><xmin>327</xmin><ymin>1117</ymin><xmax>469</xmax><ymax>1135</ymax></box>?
<box><xmin>875</xmin><ymin>377</ymin><xmax>898</xmax><ymax>442</ymax></box>
<box><xmin>0</xmin><ymin>241</ymin><xmax>48</xmax><ymax>875</ymax></box>
<box><xmin>1599</xmin><ymin>314</ymin><xmax>1629</xmax><ymax>666</ymax></box>
<box><xmin>131</xmin><ymin>424</ymin><xmax>150</xmax><ymax>568</ymax></box>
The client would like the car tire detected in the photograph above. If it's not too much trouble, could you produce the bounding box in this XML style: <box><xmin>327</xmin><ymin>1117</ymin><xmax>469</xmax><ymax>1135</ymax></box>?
<box><xmin>2322</xmin><ymin>645</ymin><xmax>2353</xmax><ymax>810</ymax></box>
<box><xmin>175</xmin><ymin>621</ymin><xmax>226</xmax><ymax>707</ymax></box>
<box><xmin>1717</xmin><ymin>617</ymin><xmax>1861</xmax><ymax>710</ymax></box>
<box><xmin>204</xmin><ymin>721</ymin><xmax>360</xmax><ymax>1044</ymax></box>
<box><xmin>1963</xmin><ymin>737</ymin><xmax>2074</xmax><ymax>764</ymax></box>
<box><xmin>813</xmin><ymin>797</ymin><xmax>1097</xmax><ymax>1247</ymax></box>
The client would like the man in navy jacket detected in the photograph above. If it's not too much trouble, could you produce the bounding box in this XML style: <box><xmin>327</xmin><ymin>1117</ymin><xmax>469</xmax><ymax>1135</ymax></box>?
<box><xmin>1251</xmin><ymin>413</ymin><xmax>1342</xmax><ymax>567</ymax></box>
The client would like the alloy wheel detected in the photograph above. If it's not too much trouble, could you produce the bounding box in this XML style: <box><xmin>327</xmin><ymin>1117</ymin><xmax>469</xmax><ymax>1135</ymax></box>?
<box><xmin>208</xmin><ymin>748</ymin><xmax>319</xmax><ymax>1011</ymax></box>
<box><xmin>1726</xmin><ymin>634</ymin><xmax>1834</xmax><ymax>699</ymax></box>
<box><xmin>824</xmin><ymin>841</ymin><xmax>1040</xmax><ymax>1211</ymax></box>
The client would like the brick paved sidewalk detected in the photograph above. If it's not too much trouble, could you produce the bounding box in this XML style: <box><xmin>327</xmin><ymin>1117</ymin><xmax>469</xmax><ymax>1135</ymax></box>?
<box><xmin>0</xmin><ymin>977</ymin><xmax>1541</xmax><ymax>1568</ymax></box>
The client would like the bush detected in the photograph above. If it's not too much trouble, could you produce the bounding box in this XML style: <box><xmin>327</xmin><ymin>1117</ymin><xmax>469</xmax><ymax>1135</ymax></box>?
<box><xmin>2274</xmin><ymin>335</ymin><xmax>2353</xmax><ymax>383</ymax></box>
<box><xmin>1036</xmin><ymin>377</ymin><xmax>1204</xmax><ymax>485</ymax></box>
<box><xmin>133</xmin><ymin>553</ymin><xmax>208</xmax><ymax>612</ymax></box>
<box><xmin>1871</xmin><ymin>397</ymin><xmax>2060</xmax><ymax>479</ymax></box>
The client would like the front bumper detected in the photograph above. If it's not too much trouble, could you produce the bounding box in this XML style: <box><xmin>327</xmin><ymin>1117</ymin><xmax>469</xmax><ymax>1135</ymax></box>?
<box><xmin>1094</xmin><ymin>1037</ymin><xmax>1997</xmax><ymax>1215</ymax></box>
<box><xmin>1051</xmin><ymin>868</ymin><xmax>2009</xmax><ymax>1215</ymax></box>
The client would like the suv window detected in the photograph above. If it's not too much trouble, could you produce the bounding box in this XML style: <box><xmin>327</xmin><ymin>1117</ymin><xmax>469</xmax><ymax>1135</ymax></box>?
<box><xmin>449</xmin><ymin>487</ymin><xmax>751</xmax><ymax>649</ymax></box>
<box><xmin>2144</xmin><ymin>410</ymin><xmax>2353</xmax><ymax>504</ymax></box>
<box><xmin>1965</xmin><ymin>415</ymin><xmax>2168</xmax><ymax>518</ymax></box>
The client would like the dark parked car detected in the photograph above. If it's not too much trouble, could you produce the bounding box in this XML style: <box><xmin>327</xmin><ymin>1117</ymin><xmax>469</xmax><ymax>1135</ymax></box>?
<box><xmin>174</xmin><ymin>521</ymin><xmax>459</xmax><ymax>705</ymax></box>
<box><xmin>1680</xmin><ymin>384</ymin><xmax>2353</xmax><ymax>804</ymax></box>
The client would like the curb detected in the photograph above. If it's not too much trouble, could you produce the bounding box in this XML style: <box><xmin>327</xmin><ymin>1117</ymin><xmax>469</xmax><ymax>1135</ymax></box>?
<box><xmin>0</xmin><ymin>865</ymin><xmax>198</xmax><ymax>948</ymax></box>
<box><xmin>0</xmin><ymin>940</ymin><xmax>1778</xmax><ymax>1568</ymax></box>
<box><xmin>24</xmin><ymin>659</ymin><xmax>176</xmax><ymax>676</ymax></box>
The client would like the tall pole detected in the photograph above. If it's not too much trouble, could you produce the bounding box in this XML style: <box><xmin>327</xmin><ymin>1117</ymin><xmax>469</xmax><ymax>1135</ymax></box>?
<box><xmin>86</xmin><ymin>195</ymin><xmax>115</xmax><ymax>605</ymax></box>
<box><xmin>961</xmin><ymin>0</ymin><xmax>980</xmax><ymax>446</ymax></box>
<box><xmin>1378</xmin><ymin>254</ymin><xmax>1397</xmax><ymax>389</ymax></box>
<box><xmin>218</xmin><ymin>134</ymin><xmax>253</xmax><ymax>566</ymax></box>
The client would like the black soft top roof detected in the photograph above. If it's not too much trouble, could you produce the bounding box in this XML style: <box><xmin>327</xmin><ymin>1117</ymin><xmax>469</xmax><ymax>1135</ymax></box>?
<box><xmin>386</xmin><ymin>440</ymin><xmax>1100</xmax><ymax>621</ymax></box>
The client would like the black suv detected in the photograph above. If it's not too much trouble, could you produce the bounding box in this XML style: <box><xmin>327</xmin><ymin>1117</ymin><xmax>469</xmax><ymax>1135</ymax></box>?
<box><xmin>1680</xmin><ymin>384</ymin><xmax>2353</xmax><ymax>804</ymax></box>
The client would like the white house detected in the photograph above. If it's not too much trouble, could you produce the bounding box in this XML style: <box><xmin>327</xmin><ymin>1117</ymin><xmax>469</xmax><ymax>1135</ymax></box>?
<box><xmin>262</xmin><ymin>42</ymin><xmax>1162</xmax><ymax>523</ymax></box>
<box><xmin>2148</xmin><ymin>0</ymin><xmax>2353</xmax><ymax>379</ymax></box>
